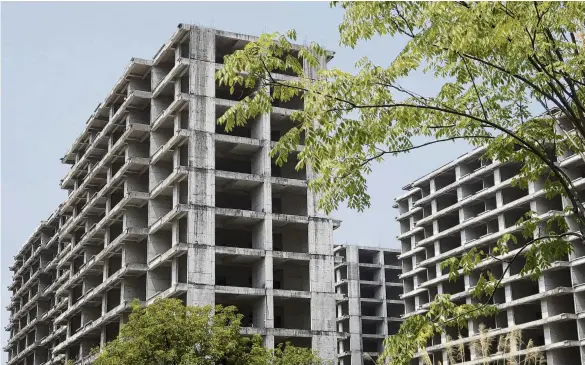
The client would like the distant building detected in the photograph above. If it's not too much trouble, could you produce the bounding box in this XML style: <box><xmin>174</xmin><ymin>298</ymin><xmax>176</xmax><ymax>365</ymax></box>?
<box><xmin>5</xmin><ymin>24</ymin><xmax>340</xmax><ymax>365</ymax></box>
<box><xmin>334</xmin><ymin>245</ymin><xmax>404</xmax><ymax>365</ymax></box>
<box><xmin>396</xmin><ymin>130</ymin><xmax>585</xmax><ymax>365</ymax></box>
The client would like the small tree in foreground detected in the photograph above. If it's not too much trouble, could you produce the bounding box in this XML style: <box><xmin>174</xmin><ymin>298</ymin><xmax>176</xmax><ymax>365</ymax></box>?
<box><xmin>215</xmin><ymin>2</ymin><xmax>585</xmax><ymax>364</ymax></box>
<box><xmin>92</xmin><ymin>298</ymin><xmax>322</xmax><ymax>365</ymax></box>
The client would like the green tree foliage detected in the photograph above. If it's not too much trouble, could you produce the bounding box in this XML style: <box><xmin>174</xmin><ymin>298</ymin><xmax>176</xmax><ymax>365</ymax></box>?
<box><xmin>215</xmin><ymin>2</ymin><xmax>585</xmax><ymax>364</ymax></box>
<box><xmin>92</xmin><ymin>298</ymin><xmax>322</xmax><ymax>365</ymax></box>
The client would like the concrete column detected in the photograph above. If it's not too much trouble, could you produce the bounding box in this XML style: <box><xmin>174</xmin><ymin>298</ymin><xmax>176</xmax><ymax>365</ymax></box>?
<box><xmin>184</xmin><ymin>27</ymin><xmax>216</xmax><ymax>308</ymax></box>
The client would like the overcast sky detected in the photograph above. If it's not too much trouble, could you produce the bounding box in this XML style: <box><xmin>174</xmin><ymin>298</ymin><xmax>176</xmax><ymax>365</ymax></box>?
<box><xmin>1</xmin><ymin>2</ymin><xmax>470</xmax><ymax>358</ymax></box>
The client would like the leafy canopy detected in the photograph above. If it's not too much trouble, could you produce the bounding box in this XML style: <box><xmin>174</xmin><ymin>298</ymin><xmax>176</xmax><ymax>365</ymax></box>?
<box><xmin>216</xmin><ymin>2</ymin><xmax>585</xmax><ymax>364</ymax></box>
<box><xmin>93</xmin><ymin>298</ymin><xmax>322</xmax><ymax>365</ymax></box>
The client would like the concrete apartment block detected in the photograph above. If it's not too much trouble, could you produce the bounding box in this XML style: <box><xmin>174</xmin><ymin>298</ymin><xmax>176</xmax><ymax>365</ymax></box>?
<box><xmin>334</xmin><ymin>245</ymin><xmax>404</xmax><ymax>365</ymax></box>
<box><xmin>5</xmin><ymin>24</ymin><xmax>339</xmax><ymax>365</ymax></box>
<box><xmin>396</xmin><ymin>120</ymin><xmax>585</xmax><ymax>365</ymax></box>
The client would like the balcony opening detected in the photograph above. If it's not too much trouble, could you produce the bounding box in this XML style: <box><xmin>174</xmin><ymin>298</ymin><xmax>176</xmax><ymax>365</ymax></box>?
<box><xmin>443</xmin><ymin>276</ymin><xmax>465</xmax><ymax>295</ymax></box>
<box><xmin>386</xmin><ymin>285</ymin><xmax>402</xmax><ymax>300</ymax></box>
<box><xmin>68</xmin><ymin>343</ymin><xmax>80</xmax><ymax>362</ymax></box>
<box><xmin>384</xmin><ymin>252</ymin><xmax>400</xmax><ymax>267</ymax></box>
<box><xmin>217</xmin><ymin>296</ymin><xmax>262</xmax><ymax>329</ymax></box>
<box><xmin>463</xmin><ymin>200</ymin><xmax>488</xmax><ymax>220</ymax></box>
<box><xmin>550</xmin><ymin>321</ymin><xmax>578</xmax><ymax>343</ymax></box>
<box><xmin>402</xmin><ymin>258</ymin><xmax>412</xmax><ymax>274</ymax></box>
<box><xmin>70</xmin><ymin>313</ymin><xmax>82</xmax><ymax>336</ymax></box>
<box><xmin>361</xmin><ymin>301</ymin><xmax>382</xmax><ymax>317</ymax></box>
<box><xmin>462</xmin><ymin>179</ymin><xmax>484</xmax><ymax>199</ymax></box>
<box><xmin>215</xmin><ymin>78</ymin><xmax>255</xmax><ymax>101</ymax></box>
<box><xmin>71</xmin><ymin>284</ymin><xmax>83</xmax><ymax>305</ymax></box>
<box><xmin>399</xmin><ymin>219</ymin><xmax>410</xmax><ymax>234</ymax></box>
<box><xmin>273</xmin><ymin>225</ymin><xmax>308</xmax><ymax>253</ymax></box>
<box><xmin>397</xmin><ymin>199</ymin><xmax>409</xmax><ymax>215</ymax></box>
<box><xmin>215</xmin><ymin>35</ymin><xmax>248</xmax><ymax>64</ymax></box>
<box><xmin>544</xmin><ymin>268</ymin><xmax>572</xmax><ymax>290</ymax></box>
<box><xmin>215</xmin><ymin>122</ymin><xmax>252</xmax><ymax>138</ymax></box>
<box><xmin>482</xmin><ymin>174</ymin><xmax>495</xmax><ymax>189</ymax></box>
<box><xmin>107</xmin><ymin>256</ymin><xmax>122</xmax><ymax>277</ymax></box>
<box><xmin>403</xmin><ymin>277</ymin><xmax>414</xmax><ymax>293</ymax></box>
<box><xmin>385</xmin><ymin>268</ymin><xmax>401</xmax><ymax>283</ymax></box>
<box><xmin>216</xmin><ymin>227</ymin><xmax>253</xmax><ymax>249</ymax></box>
<box><xmin>511</xmin><ymin>278</ymin><xmax>539</xmax><ymax>300</ymax></box>
<box><xmin>336</xmin><ymin>282</ymin><xmax>348</xmax><ymax>296</ymax></box>
<box><xmin>414</xmin><ymin>251</ymin><xmax>426</xmax><ymax>267</ymax></box>
<box><xmin>565</xmin><ymin>160</ymin><xmax>585</xmax><ymax>181</ymax></box>
<box><xmin>387</xmin><ymin>320</ymin><xmax>401</xmax><ymax>335</ymax></box>
<box><xmin>270</xmin><ymin>113</ymin><xmax>305</xmax><ymax>144</ymax></box>
<box><xmin>359</xmin><ymin>250</ymin><xmax>379</xmax><ymax>265</ymax></box>
<box><xmin>176</xmin><ymin>255</ymin><xmax>188</xmax><ymax>284</ymax></box>
<box><xmin>436</xmin><ymin>192</ymin><xmax>457</xmax><ymax>212</ymax></box>
<box><xmin>215</xmin><ymin>103</ymin><xmax>259</xmax><ymax>138</ymax></box>
<box><xmin>499</xmin><ymin>163</ymin><xmax>522</xmax><ymax>182</ymax></box>
<box><xmin>272</xmin><ymin>190</ymin><xmax>307</xmax><ymax>216</ymax></box>
<box><xmin>513</xmin><ymin>303</ymin><xmax>541</xmax><ymax>324</ymax></box>
<box><xmin>421</xmin><ymin>204</ymin><xmax>432</xmax><ymax>219</ymax></box>
<box><xmin>420</xmin><ymin>183</ymin><xmax>431</xmax><ymax>198</ymax></box>
<box><xmin>274</xmin><ymin>297</ymin><xmax>310</xmax><ymax>330</ymax></box>
<box><xmin>148</xmin><ymin>230</ymin><xmax>172</xmax><ymax>261</ymax></box>
<box><xmin>401</xmin><ymin>239</ymin><xmax>411</xmax><ymax>254</ymax></box>
<box><xmin>439</xmin><ymin>233</ymin><xmax>461</xmax><ymax>254</ymax></box>
<box><xmin>273</xmin><ymin>261</ymin><xmax>309</xmax><ymax>291</ymax></box>
<box><xmin>503</xmin><ymin>204</ymin><xmax>530</xmax><ymax>228</ymax></box>
<box><xmin>437</xmin><ymin>211</ymin><xmax>459</xmax><ymax>232</ymax></box>
<box><xmin>216</xmin><ymin>155</ymin><xmax>252</xmax><ymax>174</ymax></box>
<box><xmin>360</xmin><ymin>267</ymin><xmax>379</xmax><ymax>282</ymax></box>
<box><xmin>460</xmin><ymin>158</ymin><xmax>482</xmax><ymax>176</ymax></box>
<box><xmin>362</xmin><ymin>338</ymin><xmax>382</xmax><ymax>353</ymax></box>
<box><xmin>338</xmin><ymin>338</ymin><xmax>350</xmax><ymax>353</ymax></box>
<box><xmin>434</xmin><ymin>169</ymin><xmax>456</xmax><ymax>191</ymax></box>
<box><xmin>502</xmin><ymin>186</ymin><xmax>529</xmax><ymax>205</ymax></box>
<box><xmin>548</xmin><ymin>293</ymin><xmax>576</xmax><ymax>316</ymax></box>
<box><xmin>362</xmin><ymin>320</ymin><xmax>383</xmax><ymax>335</ymax></box>
<box><xmin>105</xmin><ymin>321</ymin><xmax>119</xmax><ymax>343</ymax></box>
<box><xmin>106</xmin><ymin>286</ymin><xmax>121</xmax><ymax>312</ymax></box>
<box><xmin>216</xmin><ymin>263</ymin><xmax>262</xmax><ymax>288</ymax></box>
<box><xmin>360</xmin><ymin>285</ymin><xmax>381</xmax><ymax>300</ymax></box>
<box><xmin>336</xmin><ymin>266</ymin><xmax>348</xmax><ymax>283</ymax></box>
<box><xmin>271</xmin><ymin>153</ymin><xmax>306</xmax><ymax>180</ymax></box>
<box><xmin>215</xmin><ymin>189</ymin><xmax>252</xmax><ymax>211</ymax></box>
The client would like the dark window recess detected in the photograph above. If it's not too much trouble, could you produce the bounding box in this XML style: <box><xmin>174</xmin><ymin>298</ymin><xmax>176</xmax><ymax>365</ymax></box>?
<box><xmin>275</xmin><ymin>316</ymin><xmax>283</xmax><ymax>328</ymax></box>
<box><xmin>271</xmin><ymin>131</ymin><xmax>281</xmax><ymax>142</ymax></box>
<box><xmin>272</xmin><ymin>198</ymin><xmax>282</xmax><ymax>214</ymax></box>
<box><xmin>272</xmin><ymin>164</ymin><xmax>282</xmax><ymax>177</ymax></box>
<box><xmin>273</xmin><ymin>233</ymin><xmax>283</xmax><ymax>251</ymax></box>
<box><xmin>217</xmin><ymin>276</ymin><xmax>227</xmax><ymax>286</ymax></box>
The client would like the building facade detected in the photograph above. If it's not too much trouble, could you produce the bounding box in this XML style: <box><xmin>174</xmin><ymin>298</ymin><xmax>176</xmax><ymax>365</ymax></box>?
<box><xmin>5</xmin><ymin>24</ymin><xmax>340</xmax><ymax>365</ymax></box>
<box><xmin>396</xmin><ymin>128</ymin><xmax>585</xmax><ymax>365</ymax></box>
<box><xmin>334</xmin><ymin>245</ymin><xmax>404</xmax><ymax>365</ymax></box>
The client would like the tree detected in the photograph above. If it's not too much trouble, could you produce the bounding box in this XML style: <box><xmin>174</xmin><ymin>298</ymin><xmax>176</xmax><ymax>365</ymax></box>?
<box><xmin>215</xmin><ymin>2</ymin><xmax>585</xmax><ymax>364</ymax></box>
<box><xmin>92</xmin><ymin>298</ymin><xmax>322</xmax><ymax>365</ymax></box>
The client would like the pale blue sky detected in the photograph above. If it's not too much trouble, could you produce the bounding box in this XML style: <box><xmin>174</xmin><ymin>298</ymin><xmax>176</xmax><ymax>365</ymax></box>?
<box><xmin>1</xmin><ymin>2</ymin><xmax>470</xmax><ymax>358</ymax></box>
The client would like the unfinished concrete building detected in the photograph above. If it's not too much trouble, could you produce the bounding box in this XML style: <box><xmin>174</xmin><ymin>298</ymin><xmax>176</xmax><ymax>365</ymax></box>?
<box><xmin>334</xmin><ymin>245</ymin><xmax>404</xmax><ymax>365</ymax></box>
<box><xmin>396</xmin><ymin>125</ymin><xmax>585</xmax><ymax>365</ymax></box>
<box><xmin>5</xmin><ymin>24</ymin><xmax>340</xmax><ymax>365</ymax></box>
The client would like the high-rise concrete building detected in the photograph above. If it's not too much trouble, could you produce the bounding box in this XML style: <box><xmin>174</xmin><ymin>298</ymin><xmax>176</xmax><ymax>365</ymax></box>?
<box><xmin>396</xmin><ymin>126</ymin><xmax>585</xmax><ymax>365</ymax></box>
<box><xmin>334</xmin><ymin>245</ymin><xmax>404</xmax><ymax>365</ymax></box>
<box><xmin>5</xmin><ymin>24</ymin><xmax>340</xmax><ymax>365</ymax></box>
